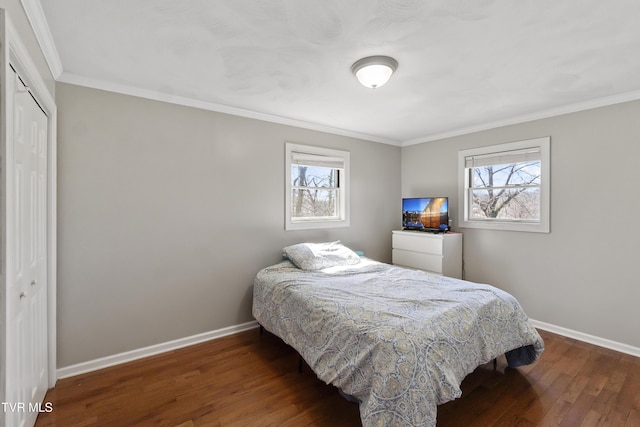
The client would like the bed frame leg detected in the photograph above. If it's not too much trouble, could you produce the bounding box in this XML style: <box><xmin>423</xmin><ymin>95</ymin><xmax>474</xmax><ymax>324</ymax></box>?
<box><xmin>259</xmin><ymin>324</ymin><xmax>264</xmax><ymax>335</ymax></box>
<box><xmin>493</xmin><ymin>358</ymin><xmax>497</xmax><ymax>370</ymax></box>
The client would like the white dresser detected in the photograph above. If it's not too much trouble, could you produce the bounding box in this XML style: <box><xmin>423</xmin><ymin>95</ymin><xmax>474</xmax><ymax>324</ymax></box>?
<box><xmin>392</xmin><ymin>230</ymin><xmax>463</xmax><ymax>278</ymax></box>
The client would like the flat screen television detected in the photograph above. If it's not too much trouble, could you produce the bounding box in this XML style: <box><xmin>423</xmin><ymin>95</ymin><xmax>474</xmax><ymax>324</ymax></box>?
<box><xmin>402</xmin><ymin>197</ymin><xmax>449</xmax><ymax>232</ymax></box>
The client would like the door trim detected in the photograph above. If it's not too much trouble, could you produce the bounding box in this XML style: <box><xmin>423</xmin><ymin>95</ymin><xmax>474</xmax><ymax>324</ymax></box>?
<box><xmin>1</xmin><ymin>9</ymin><xmax>57</xmax><ymax>391</ymax></box>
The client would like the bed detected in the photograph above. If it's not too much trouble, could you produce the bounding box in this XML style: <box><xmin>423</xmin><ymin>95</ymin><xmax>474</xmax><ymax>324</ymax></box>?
<box><xmin>252</xmin><ymin>241</ymin><xmax>544</xmax><ymax>427</ymax></box>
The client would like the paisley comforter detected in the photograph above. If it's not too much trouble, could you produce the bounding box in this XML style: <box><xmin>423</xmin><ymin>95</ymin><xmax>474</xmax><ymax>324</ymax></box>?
<box><xmin>252</xmin><ymin>258</ymin><xmax>544</xmax><ymax>426</ymax></box>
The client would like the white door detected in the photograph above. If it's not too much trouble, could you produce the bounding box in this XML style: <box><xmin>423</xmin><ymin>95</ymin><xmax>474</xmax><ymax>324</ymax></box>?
<box><xmin>5</xmin><ymin>70</ymin><xmax>49</xmax><ymax>427</ymax></box>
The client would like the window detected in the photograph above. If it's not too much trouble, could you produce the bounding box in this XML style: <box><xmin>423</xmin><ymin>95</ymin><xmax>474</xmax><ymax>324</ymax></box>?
<box><xmin>458</xmin><ymin>137</ymin><xmax>550</xmax><ymax>233</ymax></box>
<box><xmin>285</xmin><ymin>143</ymin><xmax>350</xmax><ymax>230</ymax></box>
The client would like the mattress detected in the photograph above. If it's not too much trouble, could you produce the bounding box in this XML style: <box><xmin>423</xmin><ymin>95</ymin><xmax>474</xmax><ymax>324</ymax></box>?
<box><xmin>252</xmin><ymin>257</ymin><xmax>544</xmax><ymax>426</ymax></box>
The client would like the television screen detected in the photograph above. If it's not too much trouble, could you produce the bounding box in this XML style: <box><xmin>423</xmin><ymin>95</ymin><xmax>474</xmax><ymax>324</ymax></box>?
<box><xmin>402</xmin><ymin>197</ymin><xmax>449</xmax><ymax>232</ymax></box>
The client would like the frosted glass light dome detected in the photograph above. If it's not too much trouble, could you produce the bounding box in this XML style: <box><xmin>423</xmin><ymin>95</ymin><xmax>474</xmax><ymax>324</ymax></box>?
<box><xmin>351</xmin><ymin>56</ymin><xmax>398</xmax><ymax>89</ymax></box>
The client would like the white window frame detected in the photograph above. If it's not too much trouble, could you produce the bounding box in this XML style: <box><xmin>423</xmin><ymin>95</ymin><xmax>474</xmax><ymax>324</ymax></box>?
<box><xmin>285</xmin><ymin>142</ymin><xmax>350</xmax><ymax>230</ymax></box>
<box><xmin>458</xmin><ymin>137</ymin><xmax>550</xmax><ymax>233</ymax></box>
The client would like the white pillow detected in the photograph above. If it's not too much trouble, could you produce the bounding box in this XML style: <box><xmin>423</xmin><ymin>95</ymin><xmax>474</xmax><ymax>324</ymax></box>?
<box><xmin>283</xmin><ymin>241</ymin><xmax>361</xmax><ymax>271</ymax></box>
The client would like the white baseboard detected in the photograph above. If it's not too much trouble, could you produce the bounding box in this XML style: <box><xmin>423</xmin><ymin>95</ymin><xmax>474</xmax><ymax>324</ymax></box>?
<box><xmin>57</xmin><ymin>318</ymin><xmax>639</xmax><ymax>380</ymax></box>
<box><xmin>56</xmin><ymin>320</ymin><xmax>259</xmax><ymax>379</ymax></box>
<box><xmin>530</xmin><ymin>319</ymin><xmax>640</xmax><ymax>358</ymax></box>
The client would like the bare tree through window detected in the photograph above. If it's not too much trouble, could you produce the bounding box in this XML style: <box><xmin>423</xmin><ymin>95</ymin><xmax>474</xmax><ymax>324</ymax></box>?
<box><xmin>291</xmin><ymin>165</ymin><xmax>338</xmax><ymax>218</ymax></box>
<box><xmin>286</xmin><ymin>143</ymin><xmax>350</xmax><ymax>230</ymax></box>
<box><xmin>470</xmin><ymin>160</ymin><xmax>541</xmax><ymax>221</ymax></box>
<box><xmin>459</xmin><ymin>137</ymin><xmax>550</xmax><ymax>233</ymax></box>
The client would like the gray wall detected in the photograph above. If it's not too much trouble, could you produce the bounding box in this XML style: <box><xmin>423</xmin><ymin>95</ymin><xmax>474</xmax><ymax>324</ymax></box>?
<box><xmin>402</xmin><ymin>100</ymin><xmax>640</xmax><ymax>349</ymax></box>
<box><xmin>55</xmin><ymin>71</ymin><xmax>640</xmax><ymax>367</ymax></box>
<box><xmin>56</xmin><ymin>83</ymin><xmax>401</xmax><ymax>367</ymax></box>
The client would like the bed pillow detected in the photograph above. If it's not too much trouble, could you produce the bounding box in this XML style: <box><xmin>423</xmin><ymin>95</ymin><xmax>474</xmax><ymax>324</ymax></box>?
<box><xmin>283</xmin><ymin>241</ymin><xmax>361</xmax><ymax>271</ymax></box>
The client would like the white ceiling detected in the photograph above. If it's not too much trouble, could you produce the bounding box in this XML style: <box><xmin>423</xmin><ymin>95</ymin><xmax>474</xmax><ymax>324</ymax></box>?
<box><xmin>36</xmin><ymin>0</ymin><xmax>640</xmax><ymax>145</ymax></box>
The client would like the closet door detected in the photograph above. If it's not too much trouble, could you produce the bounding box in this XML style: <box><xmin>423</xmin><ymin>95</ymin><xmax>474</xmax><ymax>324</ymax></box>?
<box><xmin>5</xmin><ymin>70</ymin><xmax>49</xmax><ymax>427</ymax></box>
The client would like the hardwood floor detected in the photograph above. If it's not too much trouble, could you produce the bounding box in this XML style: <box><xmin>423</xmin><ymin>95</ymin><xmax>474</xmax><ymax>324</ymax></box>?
<box><xmin>35</xmin><ymin>328</ymin><xmax>640</xmax><ymax>426</ymax></box>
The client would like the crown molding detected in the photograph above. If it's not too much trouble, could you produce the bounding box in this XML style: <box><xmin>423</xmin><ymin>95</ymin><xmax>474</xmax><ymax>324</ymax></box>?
<box><xmin>57</xmin><ymin>72</ymin><xmax>402</xmax><ymax>146</ymax></box>
<box><xmin>20</xmin><ymin>0</ymin><xmax>640</xmax><ymax>149</ymax></box>
<box><xmin>19</xmin><ymin>0</ymin><xmax>63</xmax><ymax>79</ymax></box>
<box><xmin>402</xmin><ymin>89</ymin><xmax>640</xmax><ymax>146</ymax></box>
<box><xmin>59</xmin><ymin>69</ymin><xmax>640</xmax><ymax>149</ymax></box>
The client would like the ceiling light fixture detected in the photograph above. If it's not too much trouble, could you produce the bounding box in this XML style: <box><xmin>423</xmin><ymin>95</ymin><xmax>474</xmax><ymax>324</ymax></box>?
<box><xmin>351</xmin><ymin>55</ymin><xmax>398</xmax><ymax>89</ymax></box>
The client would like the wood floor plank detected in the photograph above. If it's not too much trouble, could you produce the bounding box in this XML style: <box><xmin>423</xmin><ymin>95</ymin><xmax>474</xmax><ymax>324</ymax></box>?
<box><xmin>35</xmin><ymin>328</ymin><xmax>639</xmax><ymax>426</ymax></box>
<box><xmin>626</xmin><ymin>409</ymin><xmax>640</xmax><ymax>427</ymax></box>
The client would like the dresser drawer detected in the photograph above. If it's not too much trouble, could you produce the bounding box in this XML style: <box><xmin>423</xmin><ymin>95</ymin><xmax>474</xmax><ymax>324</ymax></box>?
<box><xmin>392</xmin><ymin>249</ymin><xmax>443</xmax><ymax>274</ymax></box>
<box><xmin>392</xmin><ymin>232</ymin><xmax>444</xmax><ymax>255</ymax></box>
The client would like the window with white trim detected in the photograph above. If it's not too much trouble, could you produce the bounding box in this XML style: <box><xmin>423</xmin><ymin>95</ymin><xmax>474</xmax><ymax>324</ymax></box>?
<box><xmin>285</xmin><ymin>143</ymin><xmax>350</xmax><ymax>230</ymax></box>
<box><xmin>458</xmin><ymin>137</ymin><xmax>550</xmax><ymax>233</ymax></box>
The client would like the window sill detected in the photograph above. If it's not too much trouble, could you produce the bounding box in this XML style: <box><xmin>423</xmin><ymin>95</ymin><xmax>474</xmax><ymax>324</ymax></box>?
<box><xmin>286</xmin><ymin>218</ymin><xmax>350</xmax><ymax>231</ymax></box>
<box><xmin>459</xmin><ymin>219</ymin><xmax>549</xmax><ymax>233</ymax></box>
